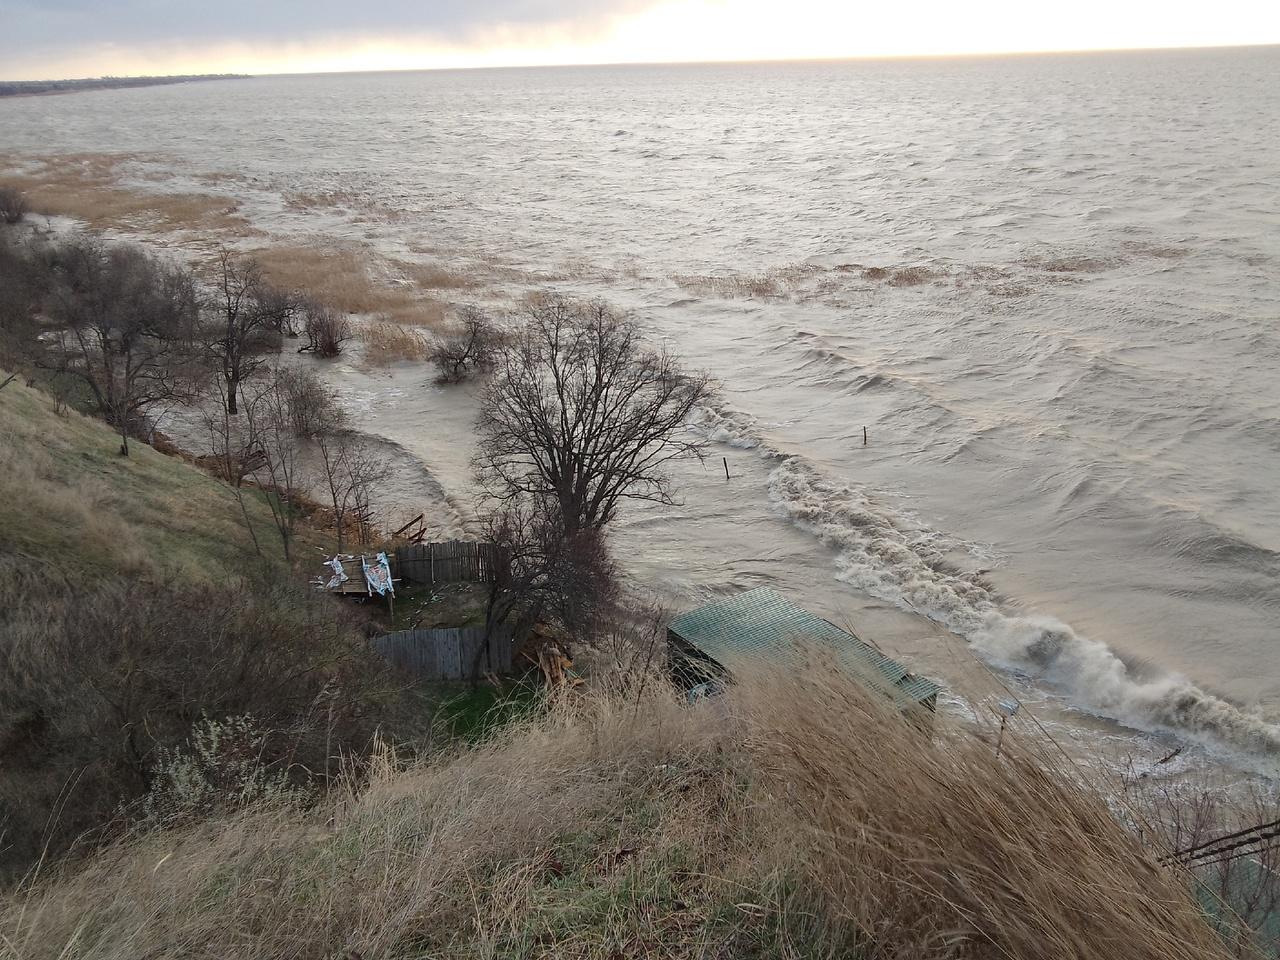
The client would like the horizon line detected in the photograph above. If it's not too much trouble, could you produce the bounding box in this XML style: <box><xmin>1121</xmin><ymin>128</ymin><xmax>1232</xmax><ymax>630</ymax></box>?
<box><xmin>5</xmin><ymin>40</ymin><xmax>1277</xmax><ymax>85</ymax></box>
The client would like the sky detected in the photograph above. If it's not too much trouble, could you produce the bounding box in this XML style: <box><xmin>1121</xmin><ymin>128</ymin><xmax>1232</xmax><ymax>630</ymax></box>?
<box><xmin>4</xmin><ymin>0</ymin><xmax>1279</xmax><ymax>80</ymax></box>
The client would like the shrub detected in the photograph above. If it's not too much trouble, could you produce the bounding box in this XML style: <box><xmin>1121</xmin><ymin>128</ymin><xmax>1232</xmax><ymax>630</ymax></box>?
<box><xmin>0</xmin><ymin>186</ymin><xmax>29</xmax><ymax>225</ymax></box>
<box><xmin>302</xmin><ymin>301</ymin><xmax>352</xmax><ymax>358</ymax></box>
<box><xmin>0</xmin><ymin>562</ymin><xmax>392</xmax><ymax>875</ymax></box>
<box><xmin>429</xmin><ymin>305</ymin><xmax>498</xmax><ymax>382</ymax></box>
<box><xmin>142</xmin><ymin>715</ymin><xmax>292</xmax><ymax>824</ymax></box>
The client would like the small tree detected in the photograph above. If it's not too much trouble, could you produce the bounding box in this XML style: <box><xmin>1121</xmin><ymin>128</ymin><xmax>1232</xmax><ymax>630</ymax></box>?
<box><xmin>203</xmin><ymin>250</ymin><xmax>289</xmax><ymax>415</ymax></box>
<box><xmin>316</xmin><ymin>429</ymin><xmax>388</xmax><ymax>553</ymax></box>
<box><xmin>473</xmin><ymin>496</ymin><xmax>619</xmax><ymax>683</ymax></box>
<box><xmin>430</xmin><ymin>305</ymin><xmax>498</xmax><ymax>382</ymax></box>
<box><xmin>301</xmin><ymin>301</ymin><xmax>351</xmax><ymax>358</ymax></box>
<box><xmin>201</xmin><ymin>374</ymin><xmax>265</xmax><ymax>557</ymax></box>
<box><xmin>476</xmin><ymin>296</ymin><xmax>712</xmax><ymax>534</ymax></box>
<box><xmin>0</xmin><ymin>186</ymin><xmax>28</xmax><ymax>225</ymax></box>
<box><xmin>243</xmin><ymin>366</ymin><xmax>341</xmax><ymax>560</ymax></box>
<box><xmin>43</xmin><ymin>236</ymin><xmax>199</xmax><ymax>456</ymax></box>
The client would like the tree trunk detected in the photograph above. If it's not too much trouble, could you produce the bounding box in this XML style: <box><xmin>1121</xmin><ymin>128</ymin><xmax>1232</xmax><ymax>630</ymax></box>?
<box><xmin>226</xmin><ymin>378</ymin><xmax>238</xmax><ymax>415</ymax></box>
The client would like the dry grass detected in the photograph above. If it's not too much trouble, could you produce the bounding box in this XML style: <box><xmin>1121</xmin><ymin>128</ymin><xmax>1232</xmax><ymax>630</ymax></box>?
<box><xmin>282</xmin><ymin>188</ymin><xmax>406</xmax><ymax>222</ymax></box>
<box><xmin>886</xmin><ymin>264</ymin><xmax>936</xmax><ymax>287</ymax></box>
<box><xmin>0</xmin><ymin>659</ymin><xmax>1254</xmax><ymax>959</ymax></box>
<box><xmin>0</xmin><ymin>372</ymin><xmax>323</xmax><ymax>580</ymax></box>
<box><xmin>0</xmin><ymin>153</ymin><xmax>251</xmax><ymax>235</ymax></box>
<box><xmin>673</xmin><ymin>273</ymin><xmax>781</xmax><ymax>298</ymax></box>
<box><xmin>733</xmin><ymin>662</ymin><xmax>1252</xmax><ymax>960</ymax></box>
<box><xmin>251</xmin><ymin>244</ymin><xmax>447</xmax><ymax>329</ymax></box>
<box><xmin>392</xmin><ymin>258</ymin><xmax>482</xmax><ymax>291</ymax></box>
<box><xmin>357</xmin><ymin>320</ymin><xmax>434</xmax><ymax>364</ymax></box>
<box><xmin>672</xmin><ymin>265</ymin><xmax>820</xmax><ymax>300</ymax></box>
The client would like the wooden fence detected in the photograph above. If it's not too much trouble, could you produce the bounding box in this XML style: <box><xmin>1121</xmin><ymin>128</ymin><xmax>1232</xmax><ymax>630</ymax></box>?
<box><xmin>393</xmin><ymin>541</ymin><xmax>501</xmax><ymax>587</ymax></box>
<box><xmin>373</xmin><ymin>625</ymin><xmax>514</xmax><ymax>680</ymax></box>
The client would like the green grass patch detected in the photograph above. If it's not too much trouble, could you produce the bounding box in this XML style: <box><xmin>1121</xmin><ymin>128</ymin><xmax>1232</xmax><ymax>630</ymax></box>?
<box><xmin>436</xmin><ymin>679</ymin><xmax>545</xmax><ymax>743</ymax></box>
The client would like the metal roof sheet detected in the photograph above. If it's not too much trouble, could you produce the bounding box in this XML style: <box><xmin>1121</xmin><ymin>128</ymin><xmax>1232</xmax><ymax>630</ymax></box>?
<box><xmin>669</xmin><ymin>587</ymin><xmax>941</xmax><ymax>705</ymax></box>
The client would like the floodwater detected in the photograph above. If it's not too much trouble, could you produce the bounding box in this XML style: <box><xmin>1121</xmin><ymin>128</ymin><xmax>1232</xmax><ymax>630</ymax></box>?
<box><xmin>4</xmin><ymin>46</ymin><xmax>1280</xmax><ymax>772</ymax></box>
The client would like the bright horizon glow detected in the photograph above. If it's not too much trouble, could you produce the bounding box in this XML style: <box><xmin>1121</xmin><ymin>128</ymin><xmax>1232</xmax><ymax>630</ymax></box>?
<box><xmin>6</xmin><ymin>0</ymin><xmax>1280</xmax><ymax>82</ymax></box>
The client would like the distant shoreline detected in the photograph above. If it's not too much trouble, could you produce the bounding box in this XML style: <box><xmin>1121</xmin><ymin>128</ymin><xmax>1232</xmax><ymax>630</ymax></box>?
<box><xmin>0</xmin><ymin>74</ymin><xmax>250</xmax><ymax>99</ymax></box>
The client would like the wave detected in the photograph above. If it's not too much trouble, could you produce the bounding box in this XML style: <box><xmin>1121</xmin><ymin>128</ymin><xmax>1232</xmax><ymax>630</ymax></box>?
<box><xmin>695</xmin><ymin>401</ymin><xmax>1280</xmax><ymax>763</ymax></box>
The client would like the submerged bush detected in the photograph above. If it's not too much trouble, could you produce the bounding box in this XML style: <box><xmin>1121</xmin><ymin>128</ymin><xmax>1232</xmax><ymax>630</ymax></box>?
<box><xmin>301</xmin><ymin>300</ymin><xmax>352</xmax><ymax>358</ymax></box>
<box><xmin>429</xmin><ymin>305</ymin><xmax>498</xmax><ymax>382</ymax></box>
<box><xmin>0</xmin><ymin>186</ymin><xmax>29</xmax><ymax>225</ymax></box>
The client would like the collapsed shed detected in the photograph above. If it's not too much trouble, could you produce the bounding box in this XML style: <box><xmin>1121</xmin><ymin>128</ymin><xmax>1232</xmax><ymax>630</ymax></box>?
<box><xmin>667</xmin><ymin>587</ymin><xmax>941</xmax><ymax>712</ymax></box>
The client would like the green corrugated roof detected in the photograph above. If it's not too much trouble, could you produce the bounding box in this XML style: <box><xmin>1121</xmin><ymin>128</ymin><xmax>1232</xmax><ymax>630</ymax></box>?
<box><xmin>669</xmin><ymin>588</ymin><xmax>941</xmax><ymax>706</ymax></box>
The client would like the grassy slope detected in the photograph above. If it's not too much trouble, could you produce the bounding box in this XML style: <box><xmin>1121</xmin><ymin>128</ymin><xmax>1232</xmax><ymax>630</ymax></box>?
<box><xmin>0</xmin><ymin>373</ymin><xmax>324</xmax><ymax>579</ymax></box>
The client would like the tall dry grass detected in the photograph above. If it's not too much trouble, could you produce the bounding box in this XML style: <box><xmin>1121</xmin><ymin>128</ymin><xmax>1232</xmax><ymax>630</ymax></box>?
<box><xmin>251</xmin><ymin>244</ymin><xmax>448</xmax><ymax>329</ymax></box>
<box><xmin>732</xmin><ymin>660</ymin><xmax>1251</xmax><ymax>960</ymax></box>
<box><xmin>0</xmin><ymin>660</ymin><xmax>1251</xmax><ymax>960</ymax></box>
<box><xmin>357</xmin><ymin>320</ymin><xmax>434</xmax><ymax>364</ymax></box>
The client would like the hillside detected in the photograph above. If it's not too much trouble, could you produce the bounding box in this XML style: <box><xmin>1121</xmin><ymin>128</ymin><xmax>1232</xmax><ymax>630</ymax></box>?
<box><xmin>0</xmin><ymin>371</ymin><xmax>322</xmax><ymax>579</ymax></box>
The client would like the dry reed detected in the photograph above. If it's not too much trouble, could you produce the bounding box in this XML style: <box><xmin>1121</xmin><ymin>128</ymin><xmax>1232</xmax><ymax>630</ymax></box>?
<box><xmin>357</xmin><ymin>320</ymin><xmax>434</xmax><ymax>364</ymax></box>
<box><xmin>0</xmin><ymin>153</ymin><xmax>250</xmax><ymax>235</ymax></box>
<box><xmin>251</xmin><ymin>244</ymin><xmax>447</xmax><ymax>329</ymax></box>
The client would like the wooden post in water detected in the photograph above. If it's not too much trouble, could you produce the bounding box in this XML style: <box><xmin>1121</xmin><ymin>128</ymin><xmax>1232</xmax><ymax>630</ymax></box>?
<box><xmin>723</xmin><ymin>456</ymin><xmax>730</xmax><ymax>480</ymax></box>
<box><xmin>863</xmin><ymin>426</ymin><xmax>868</xmax><ymax>446</ymax></box>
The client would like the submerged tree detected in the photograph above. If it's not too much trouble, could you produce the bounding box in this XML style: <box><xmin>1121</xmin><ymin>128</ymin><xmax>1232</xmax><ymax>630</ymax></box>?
<box><xmin>300</xmin><ymin>300</ymin><xmax>352</xmax><ymax>359</ymax></box>
<box><xmin>203</xmin><ymin>250</ymin><xmax>294</xmax><ymax>415</ymax></box>
<box><xmin>475</xmin><ymin>296</ymin><xmax>712</xmax><ymax>535</ymax></box>
<box><xmin>44</xmin><ymin>236</ymin><xmax>199</xmax><ymax>456</ymax></box>
<box><xmin>316</xmin><ymin>428</ymin><xmax>388</xmax><ymax>553</ymax></box>
<box><xmin>243</xmin><ymin>365</ymin><xmax>343</xmax><ymax>560</ymax></box>
<box><xmin>430</xmin><ymin>305</ymin><xmax>499</xmax><ymax>382</ymax></box>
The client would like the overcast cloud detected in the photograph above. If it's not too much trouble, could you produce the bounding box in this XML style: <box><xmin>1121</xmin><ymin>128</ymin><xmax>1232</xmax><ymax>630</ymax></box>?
<box><xmin>2</xmin><ymin>0</ymin><xmax>657</xmax><ymax>55</ymax></box>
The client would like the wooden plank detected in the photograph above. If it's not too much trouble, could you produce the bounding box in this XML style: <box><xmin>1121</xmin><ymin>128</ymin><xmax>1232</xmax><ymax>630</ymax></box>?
<box><xmin>438</xmin><ymin>628</ymin><xmax>461</xmax><ymax>679</ymax></box>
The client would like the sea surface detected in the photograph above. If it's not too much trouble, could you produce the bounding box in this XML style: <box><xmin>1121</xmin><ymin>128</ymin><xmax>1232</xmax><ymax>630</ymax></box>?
<box><xmin>4</xmin><ymin>47</ymin><xmax>1280</xmax><ymax>772</ymax></box>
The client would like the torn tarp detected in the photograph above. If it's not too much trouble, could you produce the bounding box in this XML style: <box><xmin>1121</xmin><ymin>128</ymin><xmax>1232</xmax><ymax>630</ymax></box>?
<box><xmin>363</xmin><ymin>552</ymin><xmax>394</xmax><ymax>596</ymax></box>
<box><xmin>326</xmin><ymin>557</ymin><xmax>350</xmax><ymax>590</ymax></box>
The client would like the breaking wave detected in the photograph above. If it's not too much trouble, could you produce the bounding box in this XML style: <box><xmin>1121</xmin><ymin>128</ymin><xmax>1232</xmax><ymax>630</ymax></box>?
<box><xmin>695</xmin><ymin>402</ymin><xmax>1280</xmax><ymax>762</ymax></box>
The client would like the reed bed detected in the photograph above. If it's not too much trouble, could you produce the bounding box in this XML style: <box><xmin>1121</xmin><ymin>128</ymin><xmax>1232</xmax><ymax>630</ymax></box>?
<box><xmin>0</xmin><ymin>152</ymin><xmax>251</xmax><ymax>235</ymax></box>
<box><xmin>357</xmin><ymin>320</ymin><xmax>434</xmax><ymax>364</ymax></box>
<box><xmin>251</xmin><ymin>244</ymin><xmax>448</xmax><ymax>329</ymax></box>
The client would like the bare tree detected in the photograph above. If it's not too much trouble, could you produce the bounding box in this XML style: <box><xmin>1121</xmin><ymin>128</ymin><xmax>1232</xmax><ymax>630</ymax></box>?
<box><xmin>475</xmin><ymin>296</ymin><xmax>712</xmax><ymax>534</ymax></box>
<box><xmin>242</xmin><ymin>366</ymin><xmax>340</xmax><ymax>560</ymax></box>
<box><xmin>43</xmin><ymin>236</ymin><xmax>199</xmax><ymax>456</ymax></box>
<box><xmin>201</xmin><ymin>375</ymin><xmax>265</xmax><ymax>557</ymax></box>
<box><xmin>430</xmin><ymin>305</ymin><xmax>498</xmax><ymax>382</ymax></box>
<box><xmin>301</xmin><ymin>301</ymin><xmax>352</xmax><ymax>358</ymax></box>
<box><xmin>0</xmin><ymin>232</ymin><xmax>45</xmax><ymax>375</ymax></box>
<box><xmin>316</xmin><ymin>430</ymin><xmax>389</xmax><ymax>553</ymax></box>
<box><xmin>203</xmin><ymin>250</ymin><xmax>290</xmax><ymax>415</ymax></box>
<box><xmin>471</xmin><ymin>496</ymin><xmax>619</xmax><ymax>683</ymax></box>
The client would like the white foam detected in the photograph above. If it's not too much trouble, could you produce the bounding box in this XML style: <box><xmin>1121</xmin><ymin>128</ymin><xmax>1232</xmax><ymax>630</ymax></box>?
<box><xmin>695</xmin><ymin>402</ymin><xmax>1280</xmax><ymax>764</ymax></box>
